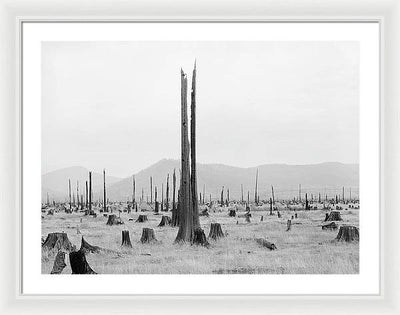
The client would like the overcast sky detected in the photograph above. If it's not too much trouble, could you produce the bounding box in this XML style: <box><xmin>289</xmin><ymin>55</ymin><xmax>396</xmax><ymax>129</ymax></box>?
<box><xmin>42</xmin><ymin>41</ymin><xmax>359</xmax><ymax>178</ymax></box>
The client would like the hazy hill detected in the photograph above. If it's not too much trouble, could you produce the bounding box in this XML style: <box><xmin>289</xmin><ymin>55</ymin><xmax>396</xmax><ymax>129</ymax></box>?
<box><xmin>42</xmin><ymin>166</ymin><xmax>121</xmax><ymax>201</ymax></box>
<box><xmin>93</xmin><ymin>159</ymin><xmax>359</xmax><ymax>202</ymax></box>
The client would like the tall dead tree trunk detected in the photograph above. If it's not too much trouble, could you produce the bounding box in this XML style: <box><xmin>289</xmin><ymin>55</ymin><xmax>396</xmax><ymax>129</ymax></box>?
<box><xmin>271</xmin><ymin>185</ymin><xmax>275</xmax><ymax>206</ymax></box>
<box><xmin>269</xmin><ymin>197</ymin><xmax>273</xmax><ymax>215</ymax></box>
<box><xmin>89</xmin><ymin>171</ymin><xmax>92</xmax><ymax>211</ymax></box>
<box><xmin>241</xmin><ymin>184</ymin><xmax>244</xmax><ymax>203</ymax></box>
<box><xmin>85</xmin><ymin>180</ymin><xmax>88</xmax><ymax>209</ymax></box>
<box><xmin>132</xmin><ymin>175</ymin><xmax>136</xmax><ymax>208</ymax></box>
<box><xmin>68</xmin><ymin>179</ymin><xmax>72</xmax><ymax>210</ymax></box>
<box><xmin>171</xmin><ymin>170</ymin><xmax>179</xmax><ymax>226</ymax></box>
<box><xmin>76</xmin><ymin>181</ymin><xmax>79</xmax><ymax>209</ymax></box>
<box><xmin>154</xmin><ymin>186</ymin><xmax>159</xmax><ymax>213</ymax></box>
<box><xmin>254</xmin><ymin>169</ymin><xmax>258</xmax><ymax>204</ymax></box>
<box><xmin>166</xmin><ymin>174</ymin><xmax>170</xmax><ymax>211</ymax></box>
<box><xmin>299</xmin><ymin>184</ymin><xmax>301</xmax><ymax>201</ymax></box>
<box><xmin>305</xmin><ymin>193</ymin><xmax>310</xmax><ymax>210</ymax></box>
<box><xmin>161</xmin><ymin>183</ymin><xmax>164</xmax><ymax>211</ymax></box>
<box><xmin>175</xmin><ymin>69</ymin><xmax>193</xmax><ymax>243</ymax></box>
<box><xmin>150</xmin><ymin>176</ymin><xmax>153</xmax><ymax>204</ymax></box>
<box><xmin>220</xmin><ymin>186</ymin><xmax>224</xmax><ymax>206</ymax></box>
<box><xmin>103</xmin><ymin>169</ymin><xmax>107</xmax><ymax>212</ymax></box>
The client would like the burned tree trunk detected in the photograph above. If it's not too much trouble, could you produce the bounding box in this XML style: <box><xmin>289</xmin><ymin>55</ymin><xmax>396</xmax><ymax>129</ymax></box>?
<box><xmin>121</xmin><ymin>230</ymin><xmax>132</xmax><ymax>247</ymax></box>
<box><xmin>269</xmin><ymin>197</ymin><xmax>273</xmax><ymax>215</ymax></box>
<box><xmin>154</xmin><ymin>186</ymin><xmax>158</xmax><ymax>213</ymax></box>
<box><xmin>220</xmin><ymin>186</ymin><xmax>224</xmax><ymax>206</ymax></box>
<box><xmin>158</xmin><ymin>215</ymin><xmax>172</xmax><ymax>227</ymax></box>
<box><xmin>175</xmin><ymin>69</ymin><xmax>193</xmax><ymax>243</ymax></box>
<box><xmin>42</xmin><ymin>232</ymin><xmax>75</xmax><ymax>252</ymax></box>
<box><xmin>192</xmin><ymin>227</ymin><xmax>209</xmax><ymax>246</ymax></box>
<box><xmin>80</xmin><ymin>236</ymin><xmax>101</xmax><ymax>253</ymax></box>
<box><xmin>166</xmin><ymin>174</ymin><xmax>170</xmax><ymax>211</ymax></box>
<box><xmin>89</xmin><ymin>171</ymin><xmax>92</xmax><ymax>211</ymax></box>
<box><xmin>140</xmin><ymin>228</ymin><xmax>157</xmax><ymax>243</ymax></box>
<box><xmin>256</xmin><ymin>238</ymin><xmax>277</xmax><ymax>250</ymax></box>
<box><xmin>132</xmin><ymin>175</ymin><xmax>136</xmax><ymax>210</ymax></box>
<box><xmin>50</xmin><ymin>251</ymin><xmax>67</xmax><ymax>274</ymax></box>
<box><xmin>69</xmin><ymin>179</ymin><xmax>72</xmax><ymax>211</ymax></box>
<box><xmin>135</xmin><ymin>214</ymin><xmax>148</xmax><ymax>223</ymax></box>
<box><xmin>254</xmin><ymin>169</ymin><xmax>258</xmax><ymax>205</ymax></box>
<box><xmin>335</xmin><ymin>225</ymin><xmax>359</xmax><ymax>242</ymax></box>
<box><xmin>69</xmin><ymin>249</ymin><xmax>97</xmax><ymax>274</ymax></box>
<box><xmin>305</xmin><ymin>193</ymin><xmax>310</xmax><ymax>210</ymax></box>
<box><xmin>286</xmin><ymin>219</ymin><xmax>292</xmax><ymax>231</ymax></box>
<box><xmin>150</xmin><ymin>176</ymin><xmax>153</xmax><ymax>204</ymax></box>
<box><xmin>103</xmin><ymin>169</ymin><xmax>107</xmax><ymax>213</ymax></box>
<box><xmin>208</xmin><ymin>223</ymin><xmax>224</xmax><ymax>240</ymax></box>
<box><xmin>171</xmin><ymin>169</ymin><xmax>179</xmax><ymax>226</ymax></box>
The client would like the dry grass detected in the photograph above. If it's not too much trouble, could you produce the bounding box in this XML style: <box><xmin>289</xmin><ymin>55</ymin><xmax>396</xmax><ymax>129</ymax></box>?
<box><xmin>41</xmin><ymin>207</ymin><xmax>359</xmax><ymax>274</ymax></box>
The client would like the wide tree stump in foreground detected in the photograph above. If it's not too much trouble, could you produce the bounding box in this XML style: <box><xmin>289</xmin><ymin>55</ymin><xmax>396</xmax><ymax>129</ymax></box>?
<box><xmin>136</xmin><ymin>215</ymin><xmax>148</xmax><ymax>223</ymax></box>
<box><xmin>42</xmin><ymin>232</ymin><xmax>75</xmax><ymax>252</ymax></box>
<box><xmin>69</xmin><ymin>249</ymin><xmax>97</xmax><ymax>274</ymax></box>
<box><xmin>192</xmin><ymin>227</ymin><xmax>209</xmax><ymax>246</ymax></box>
<box><xmin>335</xmin><ymin>225</ymin><xmax>359</xmax><ymax>242</ymax></box>
<box><xmin>158</xmin><ymin>216</ymin><xmax>172</xmax><ymax>227</ymax></box>
<box><xmin>256</xmin><ymin>238</ymin><xmax>277</xmax><ymax>250</ymax></box>
<box><xmin>50</xmin><ymin>251</ymin><xmax>67</xmax><ymax>274</ymax></box>
<box><xmin>325</xmin><ymin>211</ymin><xmax>343</xmax><ymax>222</ymax></box>
<box><xmin>322</xmin><ymin>222</ymin><xmax>338</xmax><ymax>230</ymax></box>
<box><xmin>121</xmin><ymin>230</ymin><xmax>132</xmax><ymax>247</ymax></box>
<box><xmin>106</xmin><ymin>214</ymin><xmax>124</xmax><ymax>225</ymax></box>
<box><xmin>208</xmin><ymin>223</ymin><xmax>224</xmax><ymax>240</ymax></box>
<box><xmin>80</xmin><ymin>236</ymin><xmax>101</xmax><ymax>253</ymax></box>
<box><xmin>140</xmin><ymin>228</ymin><xmax>157</xmax><ymax>243</ymax></box>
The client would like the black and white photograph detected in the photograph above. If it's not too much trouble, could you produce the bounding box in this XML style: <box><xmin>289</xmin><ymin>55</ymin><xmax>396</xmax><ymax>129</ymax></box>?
<box><xmin>40</xmin><ymin>40</ymin><xmax>360</xmax><ymax>275</ymax></box>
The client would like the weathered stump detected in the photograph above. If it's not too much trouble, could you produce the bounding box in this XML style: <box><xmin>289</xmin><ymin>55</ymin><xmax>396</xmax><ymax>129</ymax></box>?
<box><xmin>277</xmin><ymin>211</ymin><xmax>281</xmax><ymax>218</ymax></box>
<box><xmin>80</xmin><ymin>236</ymin><xmax>101</xmax><ymax>253</ymax></box>
<box><xmin>42</xmin><ymin>232</ymin><xmax>75</xmax><ymax>252</ymax></box>
<box><xmin>106</xmin><ymin>214</ymin><xmax>124</xmax><ymax>225</ymax></box>
<box><xmin>69</xmin><ymin>249</ymin><xmax>97</xmax><ymax>274</ymax></box>
<box><xmin>200</xmin><ymin>208</ymin><xmax>209</xmax><ymax>217</ymax></box>
<box><xmin>208</xmin><ymin>223</ymin><xmax>224</xmax><ymax>240</ymax></box>
<box><xmin>192</xmin><ymin>227</ymin><xmax>209</xmax><ymax>246</ymax></box>
<box><xmin>121</xmin><ymin>230</ymin><xmax>132</xmax><ymax>247</ymax></box>
<box><xmin>228</xmin><ymin>209</ymin><xmax>236</xmax><ymax>217</ymax></box>
<box><xmin>256</xmin><ymin>238</ymin><xmax>277</xmax><ymax>250</ymax></box>
<box><xmin>286</xmin><ymin>219</ymin><xmax>292</xmax><ymax>231</ymax></box>
<box><xmin>325</xmin><ymin>211</ymin><xmax>343</xmax><ymax>221</ymax></box>
<box><xmin>158</xmin><ymin>216</ymin><xmax>172</xmax><ymax>227</ymax></box>
<box><xmin>322</xmin><ymin>222</ymin><xmax>338</xmax><ymax>230</ymax></box>
<box><xmin>335</xmin><ymin>225</ymin><xmax>359</xmax><ymax>242</ymax></box>
<box><xmin>140</xmin><ymin>228</ymin><xmax>157</xmax><ymax>243</ymax></box>
<box><xmin>295</xmin><ymin>213</ymin><xmax>298</xmax><ymax>219</ymax></box>
<box><xmin>50</xmin><ymin>251</ymin><xmax>67</xmax><ymax>274</ymax></box>
<box><xmin>136</xmin><ymin>215</ymin><xmax>148</xmax><ymax>223</ymax></box>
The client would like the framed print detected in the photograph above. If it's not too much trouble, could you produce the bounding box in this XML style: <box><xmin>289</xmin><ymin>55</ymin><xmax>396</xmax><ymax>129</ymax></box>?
<box><xmin>0</xmin><ymin>0</ymin><xmax>399</xmax><ymax>314</ymax></box>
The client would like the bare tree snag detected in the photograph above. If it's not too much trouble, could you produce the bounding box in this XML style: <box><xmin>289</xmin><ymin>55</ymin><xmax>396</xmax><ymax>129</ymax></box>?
<box><xmin>241</xmin><ymin>184</ymin><xmax>244</xmax><ymax>203</ymax></box>
<box><xmin>305</xmin><ymin>193</ymin><xmax>310</xmax><ymax>210</ymax></box>
<box><xmin>256</xmin><ymin>239</ymin><xmax>277</xmax><ymax>250</ymax></box>
<box><xmin>158</xmin><ymin>215</ymin><xmax>172</xmax><ymax>227</ymax></box>
<box><xmin>192</xmin><ymin>227</ymin><xmax>209</xmax><ymax>246</ymax></box>
<box><xmin>269</xmin><ymin>197</ymin><xmax>273</xmax><ymax>215</ymax></box>
<box><xmin>286</xmin><ymin>219</ymin><xmax>292</xmax><ymax>231</ymax></box>
<box><xmin>42</xmin><ymin>232</ymin><xmax>75</xmax><ymax>252</ymax></box>
<box><xmin>135</xmin><ymin>214</ymin><xmax>148</xmax><ymax>223</ymax></box>
<box><xmin>208</xmin><ymin>223</ymin><xmax>224</xmax><ymax>240</ymax></box>
<box><xmin>322</xmin><ymin>222</ymin><xmax>338</xmax><ymax>230</ymax></box>
<box><xmin>325</xmin><ymin>211</ymin><xmax>343</xmax><ymax>221</ymax></box>
<box><xmin>254</xmin><ymin>169</ymin><xmax>258</xmax><ymax>204</ymax></box>
<box><xmin>106</xmin><ymin>214</ymin><xmax>124</xmax><ymax>225</ymax></box>
<box><xmin>335</xmin><ymin>225</ymin><xmax>359</xmax><ymax>242</ymax></box>
<box><xmin>166</xmin><ymin>174</ymin><xmax>170</xmax><ymax>211</ymax></box>
<box><xmin>140</xmin><ymin>228</ymin><xmax>157</xmax><ymax>243</ymax></box>
<box><xmin>175</xmin><ymin>69</ymin><xmax>193</xmax><ymax>243</ymax></box>
<box><xmin>171</xmin><ymin>170</ymin><xmax>179</xmax><ymax>226</ymax></box>
<box><xmin>68</xmin><ymin>179</ymin><xmax>72</xmax><ymax>211</ymax></box>
<box><xmin>121</xmin><ymin>230</ymin><xmax>132</xmax><ymax>247</ymax></box>
<box><xmin>132</xmin><ymin>175</ymin><xmax>136</xmax><ymax>209</ymax></box>
<box><xmin>89</xmin><ymin>171</ymin><xmax>92</xmax><ymax>211</ymax></box>
<box><xmin>50</xmin><ymin>251</ymin><xmax>67</xmax><ymax>274</ymax></box>
<box><xmin>150</xmin><ymin>176</ymin><xmax>153</xmax><ymax>204</ymax></box>
<box><xmin>69</xmin><ymin>249</ymin><xmax>97</xmax><ymax>274</ymax></box>
<box><xmin>103</xmin><ymin>169</ymin><xmax>107</xmax><ymax>212</ymax></box>
<box><xmin>220</xmin><ymin>186</ymin><xmax>224</xmax><ymax>206</ymax></box>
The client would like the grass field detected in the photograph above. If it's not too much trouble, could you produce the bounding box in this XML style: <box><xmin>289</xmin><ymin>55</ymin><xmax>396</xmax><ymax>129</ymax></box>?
<box><xmin>41</xmin><ymin>205</ymin><xmax>359</xmax><ymax>274</ymax></box>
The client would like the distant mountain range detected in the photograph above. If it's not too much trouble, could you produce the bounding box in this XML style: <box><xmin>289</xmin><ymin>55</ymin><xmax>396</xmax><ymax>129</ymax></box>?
<box><xmin>42</xmin><ymin>160</ymin><xmax>359</xmax><ymax>202</ymax></box>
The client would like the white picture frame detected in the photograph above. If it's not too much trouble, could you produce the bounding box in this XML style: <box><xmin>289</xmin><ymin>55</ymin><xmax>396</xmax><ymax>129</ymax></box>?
<box><xmin>0</xmin><ymin>0</ymin><xmax>398</xmax><ymax>314</ymax></box>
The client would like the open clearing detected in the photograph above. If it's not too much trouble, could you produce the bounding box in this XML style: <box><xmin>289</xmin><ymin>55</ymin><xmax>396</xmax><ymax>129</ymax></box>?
<box><xmin>42</xmin><ymin>205</ymin><xmax>359</xmax><ymax>274</ymax></box>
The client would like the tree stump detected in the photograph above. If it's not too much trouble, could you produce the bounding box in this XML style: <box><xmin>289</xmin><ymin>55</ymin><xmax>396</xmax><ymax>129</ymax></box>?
<box><xmin>325</xmin><ymin>211</ymin><xmax>343</xmax><ymax>221</ymax></box>
<box><xmin>286</xmin><ymin>219</ymin><xmax>292</xmax><ymax>231</ymax></box>
<box><xmin>260</xmin><ymin>216</ymin><xmax>264</xmax><ymax>222</ymax></box>
<box><xmin>69</xmin><ymin>249</ymin><xmax>97</xmax><ymax>274</ymax></box>
<box><xmin>200</xmin><ymin>208</ymin><xmax>209</xmax><ymax>217</ymax></box>
<box><xmin>80</xmin><ymin>236</ymin><xmax>101</xmax><ymax>253</ymax></box>
<box><xmin>158</xmin><ymin>216</ymin><xmax>172</xmax><ymax>227</ymax></box>
<box><xmin>42</xmin><ymin>232</ymin><xmax>75</xmax><ymax>252</ymax></box>
<box><xmin>277</xmin><ymin>211</ymin><xmax>281</xmax><ymax>218</ymax></box>
<box><xmin>228</xmin><ymin>209</ymin><xmax>236</xmax><ymax>217</ymax></box>
<box><xmin>192</xmin><ymin>227</ymin><xmax>209</xmax><ymax>246</ymax></box>
<box><xmin>106</xmin><ymin>214</ymin><xmax>124</xmax><ymax>225</ymax></box>
<box><xmin>47</xmin><ymin>209</ymin><xmax>54</xmax><ymax>215</ymax></box>
<box><xmin>140</xmin><ymin>228</ymin><xmax>157</xmax><ymax>243</ymax></box>
<box><xmin>335</xmin><ymin>225</ymin><xmax>359</xmax><ymax>242</ymax></box>
<box><xmin>322</xmin><ymin>222</ymin><xmax>338</xmax><ymax>230</ymax></box>
<box><xmin>295</xmin><ymin>213</ymin><xmax>298</xmax><ymax>219</ymax></box>
<box><xmin>121</xmin><ymin>230</ymin><xmax>132</xmax><ymax>247</ymax></box>
<box><xmin>50</xmin><ymin>251</ymin><xmax>67</xmax><ymax>274</ymax></box>
<box><xmin>208</xmin><ymin>223</ymin><xmax>224</xmax><ymax>240</ymax></box>
<box><xmin>154</xmin><ymin>201</ymin><xmax>159</xmax><ymax>213</ymax></box>
<box><xmin>136</xmin><ymin>214</ymin><xmax>148</xmax><ymax>223</ymax></box>
<box><xmin>255</xmin><ymin>238</ymin><xmax>277</xmax><ymax>250</ymax></box>
<box><xmin>245</xmin><ymin>215</ymin><xmax>251</xmax><ymax>223</ymax></box>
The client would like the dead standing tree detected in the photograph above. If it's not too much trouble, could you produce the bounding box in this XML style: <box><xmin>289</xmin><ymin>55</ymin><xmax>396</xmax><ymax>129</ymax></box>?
<box><xmin>171</xmin><ymin>169</ymin><xmax>179</xmax><ymax>226</ymax></box>
<box><xmin>166</xmin><ymin>174</ymin><xmax>170</xmax><ymax>211</ymax></box>
<box><xmin>175</xmin><ymin>64</ymin><xmax>206</xmax><ymax>245</ymax></box>
<box><xmin>254</xmin><ymin>169</ymin><xmax>258</xmax><ymax>205</ymax></box>
<box><xmin>103</xmin><ymin>169</ymin><xmax>107</xmax><ymax>212</ymax></box>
